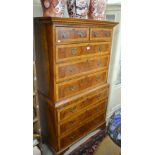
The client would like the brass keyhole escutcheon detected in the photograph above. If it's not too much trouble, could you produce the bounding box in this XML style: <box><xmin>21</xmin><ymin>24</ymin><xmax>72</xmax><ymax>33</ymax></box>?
<box><xmin>71</xmin><ymin>48</ymin><xmax>77</xmax><ymax>55</ymax></box>
<box><xmin>69</xmin><ymin>85</ymin><xmax>76</xmax><ymax>91</ymax></box>
<box><xmin>78</xmin><ymin>31</ymin><xmax>85</xmax><ymax>38</ymax></box>
<box><xmin>98</xmin><ymin>45</ymin><xmax>103</xmax><ymax>52</ymax></box>
<box><xmin>70</xmin><ymin>107</ymin><xmax>76</xmax><ymax>113</ymax></box>
<box><xmin>61</xmin><ymin>32</ymin><xmax>69</xmax><ymax>39</ymax></box>
<box><xmin>86</xmin><ymin>46</ymin><xmax>90</xmax><ymax>50</ymax></box>
<box><xmin>96</xmin><ymin>75</ymin><xmax>100</xmax><ymax>81</ymax></box>
<box><xmin>93</xmin><ymin>32</ymin><xmax>99</xmax><ymax>37</ymax></box>
<box><xmin>104</xmin><ymin>31</ymin><xmax>110</xmax><ymax>37</ymax></box>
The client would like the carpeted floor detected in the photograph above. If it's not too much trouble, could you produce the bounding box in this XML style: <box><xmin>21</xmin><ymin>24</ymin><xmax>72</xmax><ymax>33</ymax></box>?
<box><xmin>94</xmin><ymin>136</ymin><xmax>121</xmax><ymax>155</ymax></box>
<box><xmin>68</xmin><ymin>129</ymin><xmax>106</xmax><ymax>155</ymax></box>
<box><xmin>67</xmin><ymin>129</ymin><xmax>121</xmax><ymax>155</ymax></box>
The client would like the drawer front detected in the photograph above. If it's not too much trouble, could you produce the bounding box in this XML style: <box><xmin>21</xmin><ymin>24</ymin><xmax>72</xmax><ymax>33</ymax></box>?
<box><xmin>56</xmin><ymin>56</ymin><xmax>109</xmax><ymax>82</ymax></box>
<box><xmin>56</xmin><ymin>42</ymin><xmax>111</xmax><ymax>62</ymax></box>
<box><xmin>60</xmin><ymin>113</ymin><xmax>105</xmax><ymax>149</ymax></box>
<box><xmin>57</xmin><ymin>85</ymin><xmax>109</xmax><ymax>122</ymax></box>
<box><xmin>57</xmin><ymin>71</ymin><xmax>107</xmax><ymax>100</ymax></box>
<box><xmin>59</xmin><ymin>104</ymin><xmax>80</xmax><ymax>122</ymax></box>
<box><xmin>56</xmin><ymin>27</ymin><xmax>89</xmax><ymax>44</ymax></box>
<box><xmin>90</xmin><ymin>28</ymin><xmax>112</xmax><ymax>41</ymax></box>
<box><xmin>59</xmin><ymin>100</ymin><xmax>107</xmax><ymax>136</ymax></box>
<box><xmin>78</xmin><ymin>91</ymin><xmax>108</xmax><ymax>109</ymax></box>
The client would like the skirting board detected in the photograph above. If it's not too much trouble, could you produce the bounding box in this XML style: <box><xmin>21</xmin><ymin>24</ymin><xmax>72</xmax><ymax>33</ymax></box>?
<box><xmin>106</xmin><ymin>104</ymin><xmax>121</xmax><ymax>125</ymax></box>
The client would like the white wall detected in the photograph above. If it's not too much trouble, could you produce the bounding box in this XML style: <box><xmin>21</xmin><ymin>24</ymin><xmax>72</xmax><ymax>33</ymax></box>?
<box><xmin>105</xmin><ymin>4</ymin><xmax>121</xmax><ymax>121</ymax></box>
<box><xmin>108</xmin><ymin>0</ymin><xmax>121</xmax><ymax>4</ymax></box>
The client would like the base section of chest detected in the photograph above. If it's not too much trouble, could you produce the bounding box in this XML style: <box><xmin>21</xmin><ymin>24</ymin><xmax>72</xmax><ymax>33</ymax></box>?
<box><xmin>38</xmin><ymin>84</ymin><xmax>109</xmax><ymax>152</ymax></box>
<box><xmin>49</xmin><ymin>122</ymin><xmax>106</xmax><ymax>155</ymax></box>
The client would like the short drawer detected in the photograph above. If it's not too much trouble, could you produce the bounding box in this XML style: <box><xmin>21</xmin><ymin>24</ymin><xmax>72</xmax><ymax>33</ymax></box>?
<box><xmin>56</xmin><ymin>55</ymin><xmax>109</xmax><ymax>82</ymax></box>
<box><xmin>60</xmin><ymin>113</ymin><xmax>105</xmax><ymax>149</ymax></box>
<box><xmin>59</xmin><ymin>100</ymin><xmax>107</xmax><ymax>136</ymax></box>
<box><xmin>57</xmin><ymin>85</ymin><xmax>109</xmax><ymax>122</ymax></box>
<box><xmin>90</xmin><ymin>28</ymin><xmax>112</xmax><ymax>41</ymax></box>
<box><xmin>56</xmin><ymin>71</ymin><xmax>107</xmax><ymax>100</ymax></box>
<box><xmin>56</xmin><ymin>27</ymin><xmax>89</xmax><ymax>44</ymax></box>
<box><xmin>56</xmin><ymin>42</ymin><xmax>111</xmax><ymax>62</ymax></box>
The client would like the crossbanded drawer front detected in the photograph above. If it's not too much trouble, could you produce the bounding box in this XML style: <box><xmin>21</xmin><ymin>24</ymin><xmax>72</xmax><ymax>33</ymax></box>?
<box><xmin>57</xmin><ymin>85</ymin><xmax>109</xmax><ymax>122</ymax></box>
<box><xmin>59</xmin><ymin>100</ymin><xmax>107</xmax><ymax>136</ymax></box>
<box><xmin>90</xmin><ymin>28</ymin><xmax>112</xmax><ymax>41</ymax></box>
<box><xmin>56</xmin><ymin>71</ymin><xmax>107</xmax><ymax>100</ymax></box>
<box><xmin>56</xmin><ymin>56</ymin><xmax>109</xmax><ymax>82</ymax></box>
<box><xmin>56</xmin><ymin>42</ymin><xmax>111</xmax><ymax>62</ymax></box>
<box><xmin>60</xmin><ymin>113</ymin><xmax>105</xmax><ymax>149</ymax></box>
<box><xmin>56</xmin><ymin>27</ymin><xmax>89</xmax><ymax>44</ymax></box>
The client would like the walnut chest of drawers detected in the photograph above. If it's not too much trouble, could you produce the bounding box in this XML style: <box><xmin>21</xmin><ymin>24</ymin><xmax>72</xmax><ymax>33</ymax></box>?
<box><xmin>34</xmin><ymin>17</ymin><xmax>118</xmax><ymax>154</ymax></box>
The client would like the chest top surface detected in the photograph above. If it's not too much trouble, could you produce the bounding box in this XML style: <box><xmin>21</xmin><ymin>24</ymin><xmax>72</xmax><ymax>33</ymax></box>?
<box><xmin>34</xmin><ymin>17</ymin><xmax>118</xmax><ymax>27</ymax></box>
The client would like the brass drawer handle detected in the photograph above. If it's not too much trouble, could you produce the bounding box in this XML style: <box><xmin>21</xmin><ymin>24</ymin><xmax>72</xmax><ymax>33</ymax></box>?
<box><xmin>93</xmin><ymin>32</ymin><xmax>99</xmax><ymax>37</ymax></box>
<box><xmin>69</xmin><ymin>120</ymin><xmax>76</xmax><ymax>125</ymax></box>
<box><xmin>68</xmin><ymin>85</ymin><xmax>76</xmax><ymax>91</ymax></box>
<box><xmin>78</xmin><ymin>31</ymin><xmax>85</xmax><ymax>38</ymax></box>
<box><xmin>104</xmin><ymin>31</ymin><xmax>110</xmax><ymax>37</ymax></box>
<box><xmin>96</xmin><ymin>95</ymin><xmax>101</xmax><ymax>100</ymax></box>
<box><xmin>96</xmin><ymin>107</ymin><xmax>100</xmax><ymax>112</ymax></box>
<box><xmin>69</xmin><ymin>135</ymin><xmax>76</xmax><ymax>140</ymax></box>
<box><xmin>71</xmin><ymin>48</ymin><xmax>77</xmax><ymax>55</ymax></box>
<box><xmin>69</xmin><ymin>107</ymin><xmax>76</xmax><ymax>113</ymax></box>
<box><xmin>96</xmin><ymin>75</ymin><xmax>100</xmax><ymax>81</ymax></box>
<box><xmin>98</xmin><ymin>45</ymin><xmax>103</xmax><ymax>52</ymax></box>
<box><xmin>68</xmin><ymin>67</ymin><xmax>75</xmax><ymax>73</ymax></box>
<box><xmin>61</xmin><ymin>32</ymin><xmax>69</xmax><ymax>39</ymax></box>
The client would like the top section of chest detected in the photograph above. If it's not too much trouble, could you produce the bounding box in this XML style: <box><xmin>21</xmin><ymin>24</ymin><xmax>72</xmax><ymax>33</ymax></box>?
<box><xmin>34</xmin><ymin>17</ymin><xmax>118</xmax><ymax>103</ymax></box>
<box><xmin>34</xmin><ymin>17</ymin><xmax>118</xmax><ymax>45</ymax></box>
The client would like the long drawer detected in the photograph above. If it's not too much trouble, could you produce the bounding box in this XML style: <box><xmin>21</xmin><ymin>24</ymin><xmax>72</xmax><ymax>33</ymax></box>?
<box><xmin>59</xmin><ymin>99</ymin><xmax>107</xmax><ymax>136</ymax></box>
<box><xmin>56</xmin><ymin>71</ymin><xmax>107</xmax><ymax>100</ymax></box>
<box><xmin>56</xmin><ymin>42</ymin><xmax>111</xmax><ymax>62</ymax></box>
<box><xmin>56</xmin><ymin>84</ymin><xmax>109</xmax><ymax>122</ymax></box>
<box><xmin>60</xmin><ymin>113</ymin><xmax>105</xmax><ymax>149</ymax></box>
<box><xmin>56</xmin><ymin>55</ymin><xmax>109</xmax><ymax>82</ymax></box>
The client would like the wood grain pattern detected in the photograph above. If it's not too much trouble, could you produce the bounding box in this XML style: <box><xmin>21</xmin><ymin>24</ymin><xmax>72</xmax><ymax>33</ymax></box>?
<box><xmin>90</xmin><ymin>28</ymin><xmax>112</xmax><ymax>41</ymax></box>
<box><xmin>60</xmin><ymin>113</ymin><xmax>105</xmax><ymax>149</ymax></box>
<box><xmin>57</xmin><ymin>71</ymin><xmax>107</xmax><ymax>100</ymax></box>
<box><xmin>34</xmin><ymin>23</ymin><xmax>52</xmax><ymax>98</ymax></box>
<box><xmin>59</xmin><ymin>99</ymin><xmax>107</xmax><ymax>136</ymax></box>
<box><xmin>34</xmin><ymin>17</ymin><xmax>118</xmax><ymax>153</ymax></box>
<box><xmin>56</xmin><ymin>42</ymin><xmax>111</xmax><ymax>63</ymax></box>
<box><xmin>38</xmin><ymin>94</ymin><xmax>58</xmax><ymax>151</ymax></box>
<box><xmin>57</xmin><ymin>87</ymin><xmax>109</xmax><ymax>122</ymax></box>
<box><xmin>56</xmin><ymin>56</ymin><xmax>109</xmax><ymax>82</ymax></box>
<box><xmin>56</xmin><ymin>27</ymin><xmax>89</xmax><ymax>44</ymax></box>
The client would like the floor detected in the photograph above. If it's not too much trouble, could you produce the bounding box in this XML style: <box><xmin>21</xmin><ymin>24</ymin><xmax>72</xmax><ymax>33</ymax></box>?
<box><xmin>40</xmin><ymin>129</ymin><xmax>100</xmax><ymax>155</ymax></box>
<box><xmin>94</xmin><ymin>136</ymin><xmax>121</xmax><ymax>155</ymax></box>
<box><xmin>34</xmin><ymin>131</ymin><xmax>121</xmax><ymax>155</ymax></box>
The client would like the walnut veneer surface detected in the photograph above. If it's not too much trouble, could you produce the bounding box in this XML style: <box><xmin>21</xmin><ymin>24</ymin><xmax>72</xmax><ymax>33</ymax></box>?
<box><xmin>34</xmin><ymin>17</ymin><xmax>118</xmax><ymax>154</ymax></box>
